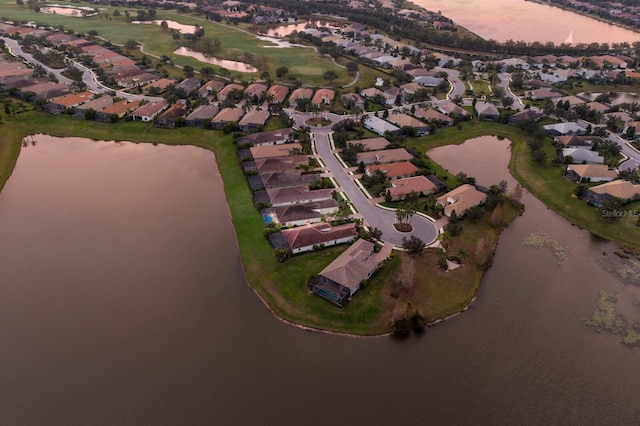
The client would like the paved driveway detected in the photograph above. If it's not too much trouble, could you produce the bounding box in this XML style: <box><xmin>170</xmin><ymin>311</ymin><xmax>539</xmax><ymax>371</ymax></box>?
<box><xmin>310</xmin><ymin>126</ymin><xmax>439</xmax><ymax>247</ymax></box>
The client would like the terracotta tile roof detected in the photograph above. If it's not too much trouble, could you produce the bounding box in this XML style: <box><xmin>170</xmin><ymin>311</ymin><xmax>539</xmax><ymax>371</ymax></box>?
<box><xmin>588</xmin><ymin>179</ymin><xmax>640</xmax><ymax>199</ymax></box>
<box><xmin>388</xmin><ymin>176</ymin><xmax>437</xmax><ymax>198</ymax></box>
<box><xmin>250</xmin><ymin>143</ymin><xmax>303</xmax><ymax>159</ymax></box>
<box><xmin>282</xmin><ymin>222</ymin><xmax>357</xmax><ymax>251</ymax></box>
<box><xmin>366</xmin><ymin>161</ymin><xmax>418</xmax><ymax>178</ymax></box>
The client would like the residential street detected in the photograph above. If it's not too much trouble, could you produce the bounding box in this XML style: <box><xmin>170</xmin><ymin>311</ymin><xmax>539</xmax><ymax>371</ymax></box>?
<box><xmin>290</xmin><ymin>111</ymin><xmax>439</xmax><ymax>247</ymax></box>
<box><xmin>608</xmin><ymin>132</ymin><xmax>640</xmax><ymax>171</ymax></box>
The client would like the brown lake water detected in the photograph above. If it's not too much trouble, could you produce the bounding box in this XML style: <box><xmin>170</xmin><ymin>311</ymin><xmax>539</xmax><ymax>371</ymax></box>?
<box><xmin>1</xmin><ymin>134</ymin><xmax>639</xmax><ymax>424</ymax></box>
<box><xmin>413</xmin><ymin>0</ymin><xmax>640</xmax><ymax>44</ymax></box>
<box><xmin>172</xmin><ymin>47</ymin><xmax>258</xmax><ymax>73</ymax></box>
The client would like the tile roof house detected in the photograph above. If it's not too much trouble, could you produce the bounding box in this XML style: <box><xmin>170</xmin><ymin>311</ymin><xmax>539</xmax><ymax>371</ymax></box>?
<box><xmin>475</xmin><ymin>102</ymin><xmax>500</xmax><ymax>121</ymax></box>
<box><xmin>185</xmin><ymin>104</ymin><xmax>220</xmax><ymax>127</ymax></box>
<box><xmin>211</xmin><ymin>107</ymin><xmax>245</xmax><ymax>129</ymax></box>
<box><xmin>581</xmin><ymin>179</ymin><xmax>640</xmax><ymax>207</ymax></box>
<box><xmin>348</xmin><ymin>137</ymin><xmax>389</xmax><ymax>151</ymax></box>
<box><xmin>239</xmin><ymin>128</ymin><xmax>293</xmax><ymax>146</ymax></box>
<box><xmin>414</xmin><ymin>108</ymin><xmax>454</xmax><ymax>126</ymax></box>
<box><xmin>509</xmin><ymin>109</ymin><xmax>542</xmax><ymax>123</ymax></box>
<box><xmin>262</xmin><ymin>199</ymin><xmax>340</xmax><ymax>227</ymax></box>
<box><xmin>155</xmin><ymin>101</ymin><xmax>188</xmax><ymax>128</ymax></box>
<box><xmin>279</xmin><ymin>222</ymin><xmax>358</xmax><ymax>254</ymax></box>
<box><xmin>560</xmin><ymin>148</ymin><xmax>604</xmax><ymax>165</ymax></box>
<box><xmin>257</xmin><ymin>171</ymin><xmax>319</xmax><ymax>189</ymax></box>
<box><xmin>363</xmin><ymin>116</ymin><xmax>402</xmax><ymax>136</ymax></box>
<box><xmin>437</xmin><ymin>184</ymin><xmax>488</xmax><ymax>217</ymax></box>
<box><xmin>44</xmin><ymin>91</ymin><xmax>95</xmax><ymax>114</ymax></box>
<box><xmin>253</xmin><ymin>155</ymin><xmax>310</xmax><ymax>174</ymax></box>
<box><xmin>72</xmin><ymin>95</ymin><xmax>114</xmax><ymax>118</ymax></box>
<box><xmin>130</xmin><ymin>100</ymin><xmax>168</xmax><ymax>122</ymax></box>
<box><xmin>261</xmin><ymin>185</ymin><xmax>334</xmax><ymax>207</ymax></box>
<box><xmin>356</xmin><ymin>148</ymin><xmax>414</xmax><ymax>165</ymax></box>
<box><xmin>387</xmin><ymin>113</ymin><xmax>430</xmax><ymax>135</ymax></box>
<box><xmin>238</xmin><ymin>108</ymin><xmax>270</xmax><ymax>131</ymax></box>
<box><xmin>96</xmin><ymin>100</ymin><xmax>140</xmax><ymax>122</ymax></box>
<box><xmin>249</xmin><ymin>143</ymin><xmax>303</xmax><ymax>160</ymax></box>
<box><xmin>437</xmin><ymin>102</ymin><xmax>470</xmax><ymax>118</ymax></box>
<box><xmin>244</xmin><ymin>83</ymin><xmax>268</xmax><ymax>101</ymax></box>
<box><xmin>554</xmin><ymin>135</ymin><xmax>595</xmax><ymax>148</ymax></box>
<box><xmin>309</xmin><ymin>239</ymin><xmax>393</xmax><ymax>305</ymax></box>
<box><xmin>566</xmin><ymin>164</ymin><xmax>617</xmax><ymax>183</ymax></box>
<box><xmin>365</xmin><ymin>161</ymin><xmax>418</xmax><ymax>180</ymax></box>
<box><xmin>311</xmin><ymin>88</ymin><xmax>335</xmax><ymax>106</ymax></box>
<box><xmin>175</xmin><ymin>78</ymin><xmax>202</xmax><ymax>95</ymax></box>
<box><xmin>543</xmin><ymin>122</ymin><xmax>587</xmax><ymax>136</ymax></box>
<box><xmin>266</xmin><ymin>84</ymin><xmax>289</xmax><ymax>104</ymax></box>
<box><xmin>217</xmin><ymin>83</ymin><xmax>245</xmax><ymax>101</ymax></box>
<box><xmin>289</xmin><ymin>88</ymin><xmax>313</xmax><ymax>107</ymax></box>
<box><xmin>528</xmin><ymin>88</ymin><xmax>563</xmax><ymax>100</ymax></box>
<box><xmin>388</xmin><ymin>176</ymin><xmax>438</xmax><ymax>200</ymax></box>
<box><xmin>22</xmin><ymin>82</ymin><xmax>73</xmax><ymax>102</ymax></box>
<box><xmin>197</xmin><ymin>80</ymin><xmax>226</xmax><ymax>98</ymax></box>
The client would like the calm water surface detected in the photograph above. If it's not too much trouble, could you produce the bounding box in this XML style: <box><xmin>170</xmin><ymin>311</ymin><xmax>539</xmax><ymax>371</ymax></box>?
<box><xmin>413</xmin><ymin>0</ymin><xmax>640</xmax><ymax>44</ymax></box>
<box><xmin>172</xmin><ymin>47</ymin><xmax>258</xmax><ymax>72</ymax></box>
<box><xmin>1</xmin><ymin>135</ymin><xmax>639</xmax><ymax>424</ymax></box>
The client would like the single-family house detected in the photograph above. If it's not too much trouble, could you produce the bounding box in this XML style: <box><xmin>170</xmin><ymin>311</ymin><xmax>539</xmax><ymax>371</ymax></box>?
<box><xmin>261</xmin><ymin>198</ymin><xmax>340</xmax><ymax>227</ymax></box>
<box><xmin>261</xmin><ymin>185</ymin><xmax>334</xmax><ymax>207</ymax></box>
<box><xmin>174</xmin><ymin>78</ymin><xmax>202</xmax><ymax>96</ymax></box>
<box><xmin>312</xmin><ymin>88</ymin><xmax>335</xmax><ymax>106</ymax></box>
<box><xmin>197</xmin><ymin>80</ymin><xmax>226</xmax><ymax>98</ymax></box>
<box><xmin>342</xmin><ymin>93</ymin><xmax>365</xmax><ymax>109</ymax></box>
<box><xmin>387</xmin><ymin>176</ymin><xmax>438</xmax><ymax>201</ymax></box>
<box><xmin>266</xmin><ymin>84</ymin><xmax>289</xmax><ymax>104</ymax></box>
<box><xmin>528</xmin><ymin>88</ymin><xmax>563</xmax><ymax>100</ymax></box>
<box><xmin>279</xmin><ymin>222</ymin><xmax>358</xmax><ymax>255</ymax></box>
<box><xmin>387</xmin><ymin>114</ymin><xmax>430</xmax><ymax>135</ymax></box>
<box><xmin>130</xmin><ymin>100</ymin><xmax>168</xmax><ymax>122</ymax></box>
<box><xmin>436</xmin><ymin>184</ymin><xmax>487</xmax><ymax>217</ymax></box>
<box><xmin>475</xmin><ymin>102</ymin><xmax>500</xmax><ymax>121</ymax></box>
<box><xmin>245</xmin><ymin>83</ymin><xmax>268</xmax><ymax>101</ymax></box>
<box><xmin>289</xmin><ymin>87</ymin><xmax>313</xmax><ymax>107</ymax></box>
<box><xmin>44</xmin><ymin>91</ymin><xmax>94</xmax><ymax>114</ymax></box>
<box><xmin>543</xmin><ymin>122</ymin><xmax>587</xmax><ymax>136</ymax></box>
<box><xmin>250</xmin><ymin>143</ymin><xmax>303</xmax><ymax>160</ymax></box>
<box><xmin>253</xmin><ymin>155</ymin><xmax>310</xmax><ymax>174</ymax></box>
<box><xmin>565</xmin><ymin>164</ymin><xmax>617</xmax><ymax>183</ymax></box>
<box><xmin>238</xmin><ymin>108</ymin><xmax>270</xmax><ymax>131</ymax></box>
<box><xmin>509</xmin><ymin>109</ymin><xmax>542</xmax><ymax>124</ymax></box>
<box><xmin>365</xmin><ymin>162</ymin><xmax>418</xmax><ymax>180</ymax></box>
<box><xmin>308</xmin><ymin>239</ymin><xmax>393</xmax><ymax>306</ymax></box>
<box><xmin>240</xmin><ymin>128</ymin><xmax>293</xmax><ymax>146</ymax></box>
<box><xmin>554</xmin><ymin>135</ymin><xmax>595</xmax><ymax>148</ymax></box>
<box><xmin>581</xmin><ymin>179</ymin><xmax>640</xmax><ymax>207</ymax></box>
<box><xmin>95</xmin><ymin>100</ymin><xmax>140</xmax><ymax>122</ymax></box>
<box><xmin>72</xmin><ymin>95</ymin><xmax>114</xmax><ymax>118</ymax></box>
<box><xmin>414</xmin><ymin>108</ymin><xmax>454</xmax><ymax>126</ymax></box>
<box><xmin>217</xmin><ymin>83</ymin><xmax>245</xmax><ymax>101</ymax></box>
<box><xmin>257</xmin><ymin>171</ymin><xmax>318</xmax><ymax>189</ymax></box>
<box><xmin>438</xmin><ymin>102</ymin><xmax>470</xmax><ymax>119</ymax></box>
<box><xmin>210</xmin><ymin>107</ymin><xmax>245</xmax><ymax>129</ymax></box>
<box><xmin>356</xmin><ymin>148</ymin><xmax>414</xmax><ymax>165</ymax></box>
<box><xmin>185</xmin><ymin>104</ymin><xmax>220</xmax><ymax>128</ymax></box>
<box><xmin>348</xmin><ymin>137</ymin><xmax>389</xmax><ymax>151</ymax></box>
<box><xmin>155</xmin><ymin>101</ymin><xmax>188</xmax><ymax>128</ymax></box>
<box><xmin>560</xmin><ymin>148</ymin><xmax>604</xmax><ymax>164</ymax></box>
<box><xmin>363</xmin><ymin>116</ymin><xmax>402</xmax><ymax>136</ymax></box>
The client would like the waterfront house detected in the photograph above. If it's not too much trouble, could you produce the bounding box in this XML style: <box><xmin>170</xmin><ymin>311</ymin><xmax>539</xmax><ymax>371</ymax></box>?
<box><xmin>279</xmin><ymin>222</ymin><xmax>358</xmax><ymax>255</ymax></box>
<box><xmin>262</xmin><ymin>199</ymin><xmax>340</xmax><ymax>227</ymax></box>
<box><xmin>348</xmin><ymin>137</ymin><xmax>389</xmax><ymax>151</ymax></box>
<box><xmin>44</xmin><ymin>91</ymin><xmax>95</xmax><ymax>114</ymax></box>
<box><xmin>130</xmin><ymin>100</ymin><xmax>168</xmax><ymax>122</ymax></box>
<box><xmin>387</xmin><ymin>176</ymin><xmax>438</xmax><ymax>201</ymax></box>
<box><xmin>185</xmin><ymin>104</ymin><xmax>220</xmax><ymax>128</ymax></box>
<box><xmin>565</xmin><ymin>164</ymin><xmax>617</xmax><ymax>183</ymax></box>
<box><xmin>581</xmin><ymin>179</ymin><xmax>640</xmax><ymax>207</ymax></box>
<box><xmin>543</xmin><ymin>122</ymin><xmax>587</xmax><ymax>136</ymax></box>
<box><xmin>475</xmin><ymin>102</ymin><xmax>500</xmax><ymax>121</ymax></box>
<box><xmin>253</xmin><ymin>155</ymin><xmax>311</xmax><ymax>174</ymax></box>
<box><xmin>554</xmin><ymin>135</ymin><xmax>594</xmax><ymax>148</ymax></box>
<box><xmin>155</xmin><ymin>101</ymin><xmax>188</xmax><ymax>128</ymax></box>
<box><xmin>210</xmin><ymin>107</ymin><xmax>244</xmax><ymax>129</ymax></box>
<box><xmin>72</xmin><ymin>95</ymin><xmax>114</xmax><ymax>118</ymax></box>
<box><xmin>308</xmin><ymin>239</ymin><xmax>393</xmax><ymax>306</ymax></box>
<box><xmin>96</xmin><ymin>100</ymin><xmax>140</xmax><ymax>122</ymax></box>
<box><xmin>238</xmin><ymin>108</ymin><xmax>270</xmax><ymax>131</ymax></box>
<box><xmin>363</xmin><ymin>116</ymin><xmax>402</xmax><ymax>136</ymax></box>
<box><xmin>437</xmin><ymin>102</ymin><xmax>470</xmax><ymax>119</ymax></box>
<box><xmin>437</xmin><ymin>184</ymin><xmax>488</xmax><ymax>217</ymax></box>
<box><xmin>261</xmin><ymin>185</ymin><xmax>334</xmax><ymax>207</ymax></box>
<box><xmin>387</xmin><ymin>113</ymin><xmax>430</xmax><ymax>135</ymax></box>
<box><xmin>356</xmin><ymin>148</ymin><xmax>414</xmax><ymax>165</ymax></box>
<box><xmin>560</xmin><ymin>148</ymin><xmax>604</xmax><ymax>165</ymax></box>
<box><xmin>365</xmin><ymin>162</ymin><xmax>418</xmax><ymax>180</ymax></box>
<box><xmin>414</xmin><ymin>108</ymin><xmax>454</xmax><ymax>126</ymax></box>
<box><xmin>249</xmin><ymin>143</ymin><xmax>303</xmax><ymax>160</ymax></box>
<box><xmin>239</xmin><ymin>128</ymin><xmax>293</xmax><ymax>146</ymax></box>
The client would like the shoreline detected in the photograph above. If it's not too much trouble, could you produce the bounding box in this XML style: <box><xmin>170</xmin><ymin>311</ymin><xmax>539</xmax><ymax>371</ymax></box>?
<box><xmin>526</xmin><ymin>0</ymin><xmax>640</xmax><ymax>36</ymax></box>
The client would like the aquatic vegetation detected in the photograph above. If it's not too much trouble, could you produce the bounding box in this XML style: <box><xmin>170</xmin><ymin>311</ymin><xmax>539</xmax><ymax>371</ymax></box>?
<box><xmin>597</xmin><ymin>255</ymin><xmax>640</xmax><ymax>286</ymax></box>
<box><xmin>521</xmin><ymin>230</ymin><xmax>568</xmax><ymax>265</ymax></box>
<box><xmin>583</xmin><ymin>291</ymin><xmax>640</xmax><ymax>347</ymax></box>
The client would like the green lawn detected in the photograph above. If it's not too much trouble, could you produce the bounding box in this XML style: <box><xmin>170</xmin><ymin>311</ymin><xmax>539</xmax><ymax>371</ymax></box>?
<box><xmin>0</xmin><ymin>2</ymin><xmax>346</xmax><ymax>85</ymax></box>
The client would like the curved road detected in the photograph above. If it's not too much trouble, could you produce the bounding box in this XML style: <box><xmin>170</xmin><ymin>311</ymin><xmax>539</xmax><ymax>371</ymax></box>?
<box><xmin>290</xmin><ymin>111</ymin><xmax>439</xmax><ymax>248</ymax></box>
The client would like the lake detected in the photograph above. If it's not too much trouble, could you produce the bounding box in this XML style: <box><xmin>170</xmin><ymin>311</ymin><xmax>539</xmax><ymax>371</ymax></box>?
<box><xmin>413</xmin><ymin>0</ymin><xmax>640</xmax><ymax>44</ymax></box>
<box><xmin>1</xmin><ymin>134</ymin><xmax>639</xmax><ymax>424</ymax></box>
<box><xmin>172</xmin><ymin>47</ymin><xmax>258</xmax><ymax>73</ymax></box>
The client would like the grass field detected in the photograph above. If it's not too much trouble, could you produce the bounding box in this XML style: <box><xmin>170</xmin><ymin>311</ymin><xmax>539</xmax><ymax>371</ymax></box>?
<box><xmin>0</xmin><ymin>2</ymin><xmax>347</xmax><ymax>85</ymax></box>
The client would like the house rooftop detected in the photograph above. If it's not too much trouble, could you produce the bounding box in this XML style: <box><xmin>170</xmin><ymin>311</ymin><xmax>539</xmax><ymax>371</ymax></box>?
<box><xmin>587</xmin><ymin>179</ymin><xmax>640</xmax><ymax>199</ymax></box>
